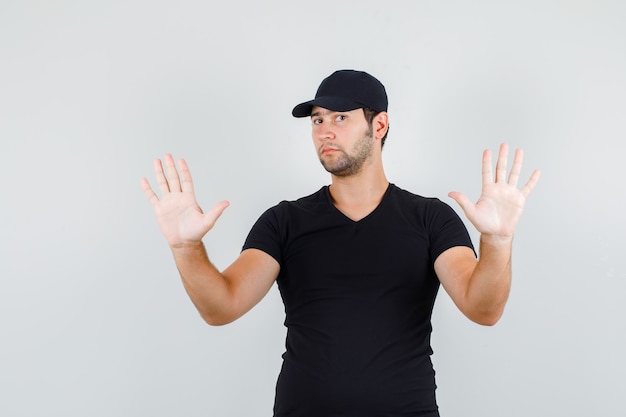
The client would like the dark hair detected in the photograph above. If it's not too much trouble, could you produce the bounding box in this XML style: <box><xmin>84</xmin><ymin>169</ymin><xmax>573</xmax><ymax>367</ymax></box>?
<box><xmin>362</xmin><ymin>108</ymin><xmax>389</xmax><ymax>148</ymax></box>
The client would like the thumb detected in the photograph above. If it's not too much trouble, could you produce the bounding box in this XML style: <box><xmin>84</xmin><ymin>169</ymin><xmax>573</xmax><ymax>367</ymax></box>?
<box><xmin>448</xmin><ymin>192</ymin><xmax>475</xmax><ymax>219</ymax></box>
<box><xmin>202</xmin><ymin>200</ymin><xmax>230</xmax><ymax>230</ymax></box>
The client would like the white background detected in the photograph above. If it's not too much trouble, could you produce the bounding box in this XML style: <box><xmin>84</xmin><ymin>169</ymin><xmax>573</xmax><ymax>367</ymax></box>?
<box><xmin>1</xmin><ymin>1</ymin><xmax>624</xmax><ymax>416</ymax></box>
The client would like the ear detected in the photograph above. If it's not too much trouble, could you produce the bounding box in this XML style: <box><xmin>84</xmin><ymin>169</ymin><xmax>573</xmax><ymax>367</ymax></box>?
<box><xmin>373</xmin><ymin>112</ymin><xmax>389</xmax><ymax>140</ymax></box>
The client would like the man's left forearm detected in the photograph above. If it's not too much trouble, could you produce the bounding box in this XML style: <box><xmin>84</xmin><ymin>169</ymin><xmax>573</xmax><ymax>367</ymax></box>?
<box><xmin>466</xmin><ymin>234</ymin><xmax>514</xmax><ymax>325</ymax></box>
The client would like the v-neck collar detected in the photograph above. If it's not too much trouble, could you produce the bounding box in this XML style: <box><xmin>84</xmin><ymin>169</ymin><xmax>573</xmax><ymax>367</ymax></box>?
<box><xmin>323</xmin><ymin>183</ymin><xmax>393</xmax><ymax>224</ymax></box>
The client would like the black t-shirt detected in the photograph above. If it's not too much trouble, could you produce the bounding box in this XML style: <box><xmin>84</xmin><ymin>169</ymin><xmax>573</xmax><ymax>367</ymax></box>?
<box><xmin>243</xmin><ymin>184</ymin><xmax>474</xmax><ymax>417</ymax></box>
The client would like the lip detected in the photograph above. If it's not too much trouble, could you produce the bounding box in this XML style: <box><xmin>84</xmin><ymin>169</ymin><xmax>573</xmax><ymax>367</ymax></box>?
<box><xmin>320</xmin><ymin>145</ymin><xmax>339</xmax><ymax>155</ymax></box>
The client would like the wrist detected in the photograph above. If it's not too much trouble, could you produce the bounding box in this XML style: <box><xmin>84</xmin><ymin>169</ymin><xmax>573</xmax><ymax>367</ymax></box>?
<box><xmin>170</xmin><ymin>240</ymin><xmax>205</xmax><ymax>252</ymax></box>
<box><xmin>480</xmin><ymin>233</ymin><xmax>514</xmax><ymax>246</ymax></box>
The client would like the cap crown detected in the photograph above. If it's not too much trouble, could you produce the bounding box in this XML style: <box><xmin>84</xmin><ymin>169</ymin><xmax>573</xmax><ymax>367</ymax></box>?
<box><xmin>292</xmin><ymin>69</ymin><xmax>388</xmax><ymax>117</ymax></box>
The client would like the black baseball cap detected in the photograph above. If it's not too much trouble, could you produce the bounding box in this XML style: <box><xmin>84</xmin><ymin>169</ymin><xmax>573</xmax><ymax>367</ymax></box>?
<box><xmin>292</xmin><ymin>69</ymin><xmax>388</xmax><ymax>118</ymax></box>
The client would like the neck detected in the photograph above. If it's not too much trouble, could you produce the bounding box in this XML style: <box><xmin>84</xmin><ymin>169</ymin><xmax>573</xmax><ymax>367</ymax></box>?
<box><xmin>328</xmin><ymin>162</ymin><xmax>389</xmax><ymax>216</ymax></box>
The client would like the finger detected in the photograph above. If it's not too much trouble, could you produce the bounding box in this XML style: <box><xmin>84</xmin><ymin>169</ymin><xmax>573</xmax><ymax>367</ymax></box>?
<box><xmin>520</xmin><ymin>169</ymin><xmax>541</xmax><ymax>198</ymax></box>
<box><xmin>140</xmin><ymin>177</ymin><xmax>160</xmax><ymax>206</ymax></box>
<box><xmin>482</xmin><ymin>149</ymin><xmax>493</xmax><ymax>186</ymax></box>
<box><xmin>153</xmin><ymin>158</ymin><xmax>170</xmax><ymax>194</ymax></box>
<box><xmin>164</xmin><ymin>154</ymin><xmax>182</xmax><ymax>193</ymax></box>
<box><xmin>448</xmin><ymin>191</ymin><xmax>476</xmax><ymax>220</ymax></box>
<box><xmin>508</xmin><ymin>148</ymin><xmax>524</xmax><ymax>187</ymax></box>
<box><xmin>202</xmin><ymin>200</ymin><xmax>231</xmax><ymax>230</ymax></box>
<box><xmin>495</xmin><ymin>143</ymin><xmax>509</xmax><ymax>183</ymax></box>
<box><xmin>178</xmin><ymin>158</ymin><xmax>195</xmax><ymax>194</ymax></box>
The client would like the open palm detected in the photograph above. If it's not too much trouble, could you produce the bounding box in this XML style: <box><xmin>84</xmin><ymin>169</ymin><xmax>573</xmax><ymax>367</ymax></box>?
<box><xmin>141</xmin><ymin>154</ymin><xmax>229</xmax><ymax>248</ymax></box>
<box><xmin>449</xmin><ymin>144</ymin><xmax>540</xmax><ymax>239</ymax></box>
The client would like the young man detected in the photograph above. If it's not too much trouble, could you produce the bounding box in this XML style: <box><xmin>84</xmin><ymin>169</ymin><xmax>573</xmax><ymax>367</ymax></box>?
<box><xmin>141</xmin><ymin>69</ymin><xmax>540</xmax><ymax>417</ymax></box>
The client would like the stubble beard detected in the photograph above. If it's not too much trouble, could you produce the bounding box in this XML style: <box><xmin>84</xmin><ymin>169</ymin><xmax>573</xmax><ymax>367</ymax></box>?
<box><xmin>319</xmin><ymin>125</ymin><xmax>374</xmax><ymax>177</ymax></box>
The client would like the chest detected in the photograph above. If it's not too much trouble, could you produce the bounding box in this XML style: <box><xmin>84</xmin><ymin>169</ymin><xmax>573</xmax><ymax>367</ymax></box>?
<box><xmin>277</xmin><ymin>214</ymin><xmax>435</xmax><ymax>297</ymax></box>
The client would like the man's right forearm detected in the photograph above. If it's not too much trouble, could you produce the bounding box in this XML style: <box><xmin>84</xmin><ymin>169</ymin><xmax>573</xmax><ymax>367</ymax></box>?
<box><xmin>170</xmin><ymin>242</ymin><xmax>234</xmax><ymax>325</ymax></box>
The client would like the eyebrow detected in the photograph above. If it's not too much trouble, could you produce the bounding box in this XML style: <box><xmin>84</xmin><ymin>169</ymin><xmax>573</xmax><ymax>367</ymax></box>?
<box><xmin>311</xmin><ymin>110</ymin><xmax>344</xmax><ymax>118</ymax></box>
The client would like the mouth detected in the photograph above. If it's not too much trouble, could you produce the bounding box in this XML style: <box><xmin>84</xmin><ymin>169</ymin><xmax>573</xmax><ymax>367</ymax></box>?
<box><xmin>320</xmin><ymin>144</ymin><xmax>340</xmax><ymax>155</ymax></box>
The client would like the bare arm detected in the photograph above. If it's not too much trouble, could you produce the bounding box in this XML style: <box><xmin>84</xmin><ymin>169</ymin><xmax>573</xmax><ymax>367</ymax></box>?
<box><xmin>171</xmin><ymin>244</ymin><xmax>279</xmax><ymax>325</ymax></box>
<box><xmin>141</xmin><ymin>154</ymin><xmax>279</xmax><ymax>325</ymax></box>
<box><xmin>434</xmin><ymin>239</ymin><xmax>512</xmax><ymax>326</ymax></box>
<box><xmin>436</xmin><ymin>144</ymin><xmax>540</xmax><ymax>325</ymax></box>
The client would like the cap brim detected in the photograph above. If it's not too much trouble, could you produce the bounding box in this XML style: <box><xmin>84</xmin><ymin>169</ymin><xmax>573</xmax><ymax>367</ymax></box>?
<box><xmin>291</xmin><ymin>96</ymin><xmax>364</xmax><ymax>118</ymax></box>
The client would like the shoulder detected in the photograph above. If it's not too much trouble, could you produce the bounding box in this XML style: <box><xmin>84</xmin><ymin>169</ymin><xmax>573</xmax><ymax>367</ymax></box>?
<box><xmin>385</xmin><ymin>184</ymin><xmax>469</xmax><ymax>239</ymax></box>
<box><xmin>244</xmin><ymin>187</ymin><xmax>332</xmax><ymax>258</ymax></box>
<box><xmin>387</xmin><ymin>184</ymin><xmax>454</xmax><ymax>215</ymax></box>
<box><xmin>388</xmin><ymin>185</ymin><xmax>474</xmax><ymax>259</ymax></box>
<box><xmin>250</xmin><ymin>187</ymin><xmax>331</xmax><ymax>234</ymax></box>
<box><xmin>266</xmin><ymin>186</ymin><xmax>330</xmax><ymax>216</ymax></box>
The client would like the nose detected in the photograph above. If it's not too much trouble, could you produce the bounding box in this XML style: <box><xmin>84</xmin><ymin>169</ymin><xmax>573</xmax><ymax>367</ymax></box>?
<box><xmin>314</xmin><ymin>121</ymin><xmax>335</xmax><ymax>142</ymax></box>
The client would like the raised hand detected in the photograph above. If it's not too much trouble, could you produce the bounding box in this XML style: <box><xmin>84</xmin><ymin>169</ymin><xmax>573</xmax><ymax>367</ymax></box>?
<box><xmin>140</xmin><ymin>154</ymin><xmax>229</xmax><ymax>248</ymax></box>
<box><xmin>448</xmin><ymin>143</ymin><xmax>540</xmax><ymax>240</ymax></box>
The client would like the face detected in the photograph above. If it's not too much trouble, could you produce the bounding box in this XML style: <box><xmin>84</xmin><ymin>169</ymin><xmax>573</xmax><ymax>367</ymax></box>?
<box><xmin>310</xmin><ymin>107</ymin><xmax>374</xmax><ymax>177</ymax></box>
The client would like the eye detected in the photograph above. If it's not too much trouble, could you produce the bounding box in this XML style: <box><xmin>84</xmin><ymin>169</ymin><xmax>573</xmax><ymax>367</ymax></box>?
<box><xmin>336</xmin><ymin>114</ymin><xmax>347</xmax><ymax>122</ymax></box>
<box><xmin>312</xmin><ymin>118</ymin><xmax>322</xmax><ymax>125</ymax></box>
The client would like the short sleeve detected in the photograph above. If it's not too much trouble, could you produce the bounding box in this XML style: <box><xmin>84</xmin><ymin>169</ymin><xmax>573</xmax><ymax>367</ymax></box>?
<box><xmin>426</xmin><ymin>199</ymin><xmax>476</xmax><ymax>263</ymax></box>
<box><xmin>242</xmin><ymin>204</ymin><xmax>284</xmax><ymax>265</ymax></box>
